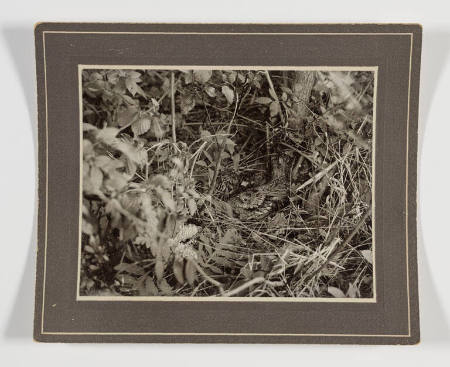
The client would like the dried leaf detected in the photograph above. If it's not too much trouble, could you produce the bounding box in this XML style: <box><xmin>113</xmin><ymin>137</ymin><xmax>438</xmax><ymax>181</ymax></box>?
<box><xmin>227</xmin><ymin>71</ymin><xmax>237</xmax><ymax>83</ymax></box>
<box><xmin>346</xmin><ymin>282</ymin><xmax>359</xmax><ymax>298</ymax></box>
<box><xmin>150</xmin><ymin>174</ymin><xmax>172</xmax><ymax>189</ymax></box>
<box><xmin>255</xmin><ymin>97</ymin><xmax>273</xmax><ymax>105</ymax></box>
<box><xmin>158</xmin><ymin>279</ymin><xmax>173</xmax><ymax>295</ymax></box>
<box><xmin>193</xmin><ymin>70</ymin><xmax>212</xmax><ymax>84</ymax></box>
<box><xmin>114</xmin><ymin>262</ymin><xmax>145</xmax><ymax>276</ymax></box>
<box><xmin>173</xmin><ymin>259</ymin><xmax>185</xmax><ymax>284</ymax></box>
<box><xmin>225</xmin><ymin>138</ymin><xmax>235</xmax><ymax>154</ymax></box>
<box><xmin>187</xmin><ymin>198</ymin><xmax>197</xmax><ymax>215</ymax></box>
<box><xmin>131</xmin><ymin>117</ymin><xmax>151</xmax><ymax>136</ymax></box>
<box><xmin>125</xmin><ymin>77</ymin><xmax>146</xmax><ymax>97</ymax></box>
<box><xmin>105</xmin><ymin>171</ymin><xmax>128</xmax><ymax>191</ymax></box>
<box><xmin>156</xmin><ymin>187</ymin><xmax>176</xmax><ymax>211</ymax></box>
<box><xmin>82</xmin><ymin>221</ymin><xmax>94</xmax><ymax>236</ymax></box>
<box><xmin>361</xmin><ymin>249</ymin><xmax>373</xmax><ymax>264</ymax></box>
<box><xmin>89</xmin><ymin>166</ymin><xmax>103</xmax><ymax>191</ymax></box>
<box><xmin>117</xmin><ymin>274</ymin><xmax>137</xmax><ymax>287</ymax></box>
<box><xmin>221</xmin><ymin>85</ymin><xmax>234</xmax><ymax>104</ymax></box>
<box><xmin>221</xmin><ymin>228</ymin><xmax>240</xmax><ymax>245</ymax></box>
<box><xmin>180</xmin><ymin>94</ymin><xmax>196</xmax><ymax>114</ymax></box>
<box><xmin>183</xmin><ymin>71</ymin><xmax>193</xmax><ymax>84</ymax></box>
<box><xmin>205</xmin><ymin>86</ymin><xmax>216</xmax><ymax>97</ymax></box>
<box><xmin>327</xmin><ymin>286</ymin><xmax>346</xmax><ymax>298</ymax></box>
<box><xmin>155</xmin><ymin>257</ymin><xmax>165</xmax><ymax>281</ymax></box>
<box><xmin>139</xmin><ymin>277</ymin><xmax>158</xmax><ymax>296</ymax></box>
<box><xmin>150</xmin><ymin>117</ymin><xmax>165</xmax><ymax>138</ymax></box>
<box><xmin>116</xmin><ymin>105</ymin><xmax>139</xmax><ymax>127</ymax></box>
<box><xmin>269</xmin><ymin>101</ymin><xmax>280</xmax><ymax>117</ymax></box>
<box><xmin>84</xmin><ymin>245</ymin><xmax>95</xmax><ymax>254</ymax></box>
<box><xmin>96</xmin><ymin>127</ymin><xmax>118</xmax><ymax>145</ymax></box>
<box><xmin>174</xmin><ymin>224</ymin><xmax>199</xmax><ymax>243</ymax></box>
<box><xmin>185</xmin><ymin>260</ymin><xmax>197</xmax><ymax>286</ymax></box>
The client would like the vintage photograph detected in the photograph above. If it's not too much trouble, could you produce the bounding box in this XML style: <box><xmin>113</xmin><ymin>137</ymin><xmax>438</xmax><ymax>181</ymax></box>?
<box><xmin>79</xmin><ymin>67</ymin><xmax>375</xmax><ymax>299</ymax></box>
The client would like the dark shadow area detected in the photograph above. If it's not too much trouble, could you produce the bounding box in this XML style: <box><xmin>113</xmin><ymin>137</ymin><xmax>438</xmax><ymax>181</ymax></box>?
<box><xmin>419</xmin><ymin>30</ymin><xmax>450</xmax><ymax>128</ymax></box>
<box><xmin>417</xmin><ymin>229</ymin><xmax>450</xmax><ymax>343</ymax></box>
<box><xmin>2</xmin><ymin>26</ymin><xmax>36</xmax><ymax>118</ymax></box>
<box><xmin>2</xmin><ymin>25</ymin><xmax>37</xmax><ymax>339</ymax></box>
<box><xmin>417</xmin><ymin>29</ymin><xmax>450</xmax><ymax>344</ymax></box>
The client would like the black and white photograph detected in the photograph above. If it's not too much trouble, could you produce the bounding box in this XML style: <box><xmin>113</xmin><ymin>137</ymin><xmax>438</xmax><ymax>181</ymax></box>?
<box><xmin>80</xmin><ymin>67</ymin><xmax>375</xmax><ymax>299</ymax></box>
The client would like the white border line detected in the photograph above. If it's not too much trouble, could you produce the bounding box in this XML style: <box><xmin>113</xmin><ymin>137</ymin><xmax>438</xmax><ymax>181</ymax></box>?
<box><xmin>44</xmin><ymin>31</ymin><xmax>414</xmax><ymax>36</ymax></box>
<box><xmin>405</xmin><ymin>33</ymin><xmax>414</xmax><ymax>336</ymax></box>
<box><xmin>76</xmin><ymin>64</ymin><xmax>378</xmax><ymax>304</ymax></box>
<box><xmin>40</xmin><ymin>30</ymin><xmax>412</xmax><ymax>338</ymax></box>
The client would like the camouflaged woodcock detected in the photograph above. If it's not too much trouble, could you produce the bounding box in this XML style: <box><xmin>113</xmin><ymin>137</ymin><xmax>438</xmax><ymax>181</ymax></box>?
<box><xmin>228</xmin><ymin>156</ymin><xmax>288</xmax><ymax>220</ymax></box>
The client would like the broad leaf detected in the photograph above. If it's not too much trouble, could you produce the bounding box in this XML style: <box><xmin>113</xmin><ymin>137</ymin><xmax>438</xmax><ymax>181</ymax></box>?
<box><xmin>116</xmin><ymin>105</ymin><xmax>139</xmax><ymax>127</ymax></box>
<box><xmin>361</xmin><ymin>249</ymin><xmax>373</xmax><ymax>264</ymax></box>
<box><xmin>193</xmin><ymin>70</ymin><xmax>212</xmax><ymax>84</ymax></box>
<box><xmin>131</xmin><ymin>117</ymin><xmax>151</xmax><ymax>136</ymax></box>
<box><xmin>221</xmin><ymin>85</ymin><xmax>234</xmax><ymax>104</ymax></box>
<box><xmin>185</xmin><ymin>260</ymin><xmax>197</xmax><ymax>286</ymax></box>
<box><xmin>205</xmin><ymin>86</ymin><xmax>216</xmax><ymax>97</ymax></box>
<box><xmin>96</xmin><ymin>127</ymin><xmax>118</xmax><ymax>145</ymax></box>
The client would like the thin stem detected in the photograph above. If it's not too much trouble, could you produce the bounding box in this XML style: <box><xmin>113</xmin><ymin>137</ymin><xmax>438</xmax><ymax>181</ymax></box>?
<box><xmin>306</xmin><ymin>204</ymin><xmax>372</xmax><ymax>280</ymax></box>
<box><xmin>208</xmin><ymin>91</ymin><xmax>239</xmax><ymax>195</ymax></box>
<box><xmin>264</xmin><ymin>70</ymin><xmax>285</xmax><ymax>125</ymax></box>
<box><xmin>170</xmin><ymin>71</ymin><xmax>176</xmax><ymax>143</ymax></box>
<box><xmin>192</xmin><ymin>261</ymin><xmax>225</xmax><ymax>296</ymax></box>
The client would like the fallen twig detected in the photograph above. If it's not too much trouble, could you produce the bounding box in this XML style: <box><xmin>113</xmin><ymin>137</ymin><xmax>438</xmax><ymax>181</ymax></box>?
<box><xmin>290</xmin><ymin>160</ymin><xmax>339</xmax><ymax>198</ymax></box>
<box><xmin>223</xmin><ymin>277</ymin><xmax>265</xmax><ymax>297</ymax></box>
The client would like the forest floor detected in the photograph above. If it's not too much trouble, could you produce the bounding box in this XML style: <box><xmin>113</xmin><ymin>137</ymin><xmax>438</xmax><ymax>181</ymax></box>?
<box><xmin>80</xmin><ymin>69</ymin><xmax>374</xmax><ymax>298</ymax></box>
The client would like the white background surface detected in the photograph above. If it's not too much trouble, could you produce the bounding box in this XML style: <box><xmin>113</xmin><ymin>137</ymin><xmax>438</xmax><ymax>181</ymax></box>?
<box><xmin>0</xmin><ymin>1</ymin><xmax>449</xmax><ymax>366</ymax></box>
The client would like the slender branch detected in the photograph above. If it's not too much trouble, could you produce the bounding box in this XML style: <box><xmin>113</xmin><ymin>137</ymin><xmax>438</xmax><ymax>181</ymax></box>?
<box><xmin>264</xmin><ymin>70</ymin><xmax>285</xmax><ymax>125</ymax></box>
<box><xmin>208</xmin><ymin>91</ymin><xmax>239</xmax><ymax>195</ymax></box>
<box><xmin>292</xmin><ymin>160</ymin><xmax>339</xmax><ymax>195</ymax></box>
<box><xmin>223</xmin><ymin>277</ymin><xmax>265</xmax><ymax>297</ymax></box>
<box><xmin>170</xmin><ymin>71</ymin><xmax>176</xmax><ymax>143</ymax></box>
<box><xmin>290</xmin><ymin>142</ymin><xmax>357</xmax><ymax>199</ymax></box>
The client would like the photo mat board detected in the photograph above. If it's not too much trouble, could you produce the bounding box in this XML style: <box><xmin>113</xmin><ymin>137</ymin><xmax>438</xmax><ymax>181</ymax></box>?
<box><xmin>34</xmin><ymin>23</ymin><xmax>421</xmax><ymax>344</ymax></box>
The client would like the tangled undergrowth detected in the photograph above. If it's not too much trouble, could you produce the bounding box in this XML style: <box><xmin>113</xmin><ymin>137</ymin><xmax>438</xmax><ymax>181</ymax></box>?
<box><xmin>80</xmin><ymin>69</ymin><xmax>374</xmax><ymax>298</ymax></box>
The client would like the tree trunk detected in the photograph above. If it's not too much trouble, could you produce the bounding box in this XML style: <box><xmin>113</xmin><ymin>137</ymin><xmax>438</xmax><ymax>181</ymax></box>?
<box><xmin>288</xmin><ymin>71</ymin><xmax>315</xmax><ymax>130</ymax></box>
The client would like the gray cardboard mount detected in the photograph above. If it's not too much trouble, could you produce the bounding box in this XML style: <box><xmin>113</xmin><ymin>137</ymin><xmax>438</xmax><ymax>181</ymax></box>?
<box><xmin>33</xmin><ymin>23</ymin><xmax>421</xmax><ymax>344</ymax></box>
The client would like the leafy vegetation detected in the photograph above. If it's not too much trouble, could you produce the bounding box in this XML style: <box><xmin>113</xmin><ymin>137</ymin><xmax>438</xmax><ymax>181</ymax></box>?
<box><xmin>80</xmin><ymin>68</ymin><xmax>374</xmax><ymax>298</ymax></box>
